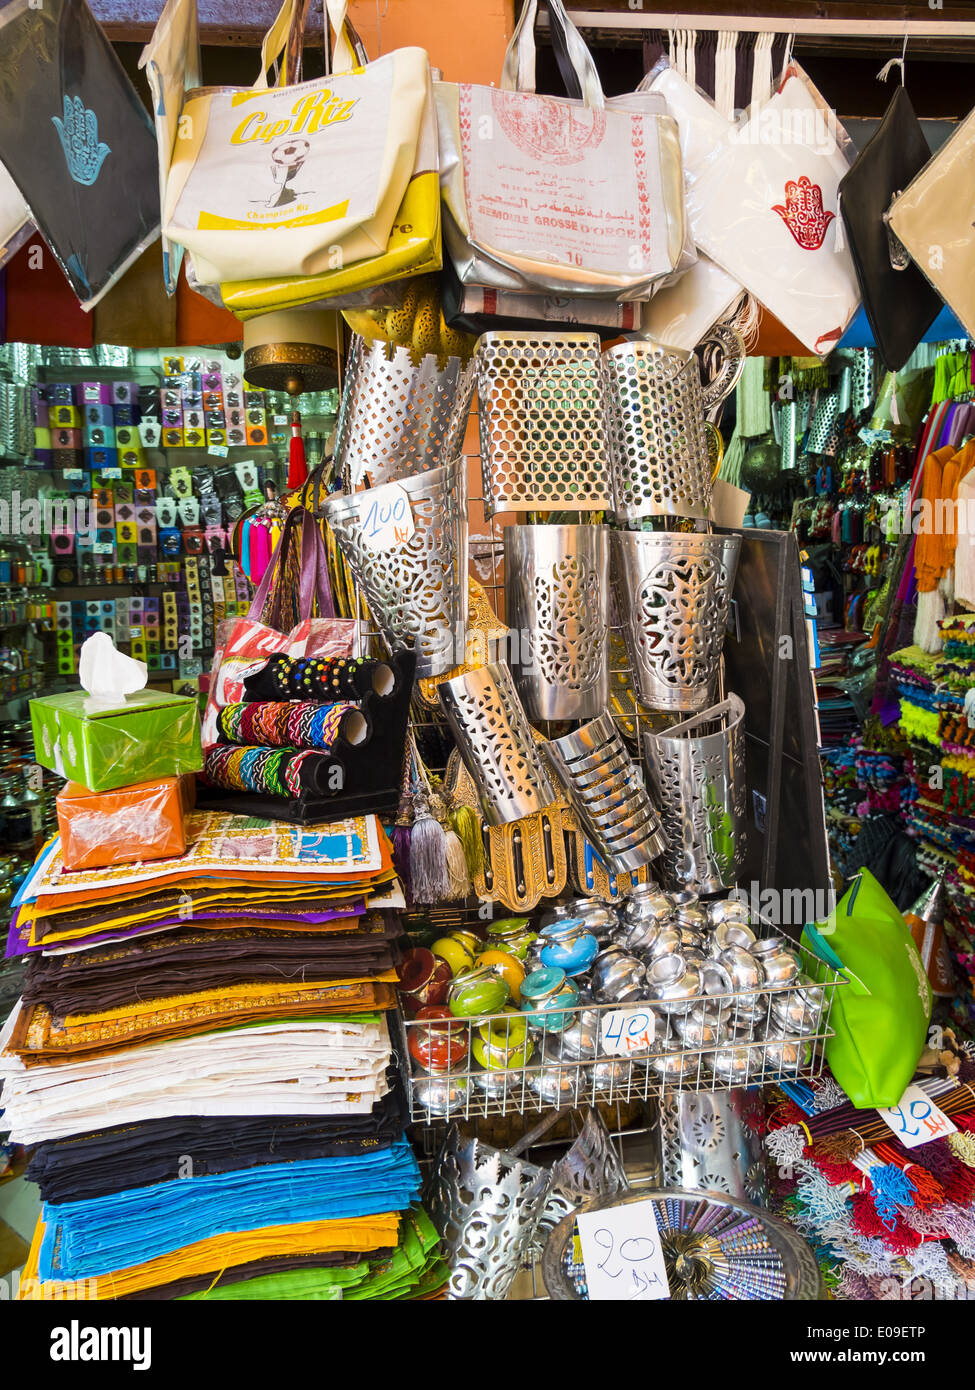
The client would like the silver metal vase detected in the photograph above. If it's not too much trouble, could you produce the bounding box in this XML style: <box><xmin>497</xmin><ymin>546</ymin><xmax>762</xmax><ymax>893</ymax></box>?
<box><xmin>323</xmin><ymin>458</ymin><xmax>468</xmax><ymax>679</ymax></box>
<box><xmin>503</xmin><ymin>523</ymin><xmax>609</xmax><ymax>721</ymax></box>
<box><xmin>610</xmin><ymin>530</ymin><xmax>741</xmax><ymax>713</ymax></box>
<box><xmin>437</xmin><ymin>660</ymin><xmax>556</xmax><ymax>826</ymax></box>
<box><xmin>644</xmin><ymin>693</ymin><xmax>748</xmax><ymax>894</ymax></box>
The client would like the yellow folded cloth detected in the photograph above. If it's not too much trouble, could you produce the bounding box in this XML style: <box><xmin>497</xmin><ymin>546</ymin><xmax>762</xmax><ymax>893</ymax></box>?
<box><xmin>18</xmin><ymin>1213</ymin><xmax>400</xmax><ymax>1300</ymax></box>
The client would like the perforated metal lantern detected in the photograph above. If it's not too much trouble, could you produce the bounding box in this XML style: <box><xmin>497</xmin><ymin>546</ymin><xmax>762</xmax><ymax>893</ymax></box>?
<box><xmin>323</xmin><ymin>459</ymin><xmax>468</xmax><ymax>679</ymax></box>
<box><xmin>542</xmin><ymin>712</ymin><xmax>666</xmax><ymax>873</ymax></box>
<box><xmin>475</xmin><ymin>331</ymin><xmax>612</xmax><ymax>517</ymax></box>
<box><xmin>610</xmin><ymin>531</ymin><xmax>741</xmax><ymax>714</ymax></box>
<box><xmin>438</xmin><ymin>660</ymin><xmax>557</xmax><ymax>826</ymax></box>
<box><xmin>333</xmin><ymin>335</ymin><xmax>476</xmax><ymax>487</ymax></box>
<box><xmin>644</xmin><ymin>694</ymin><xmax>748</xmax><ymax>894</ymax></box>
<box><xmin>424</xmin><ymin>1124</ymin><xmax>552</xmax><ymax>1301</ymax></box>
<box><xmin>504</xmin><ymin>524</ymin><xmax>609</xmax><ymax>721</ymax></box>
<box><xmin>603</xmin><ymin>330</ymin><xmax>741</xmax><ymax>524</ymax></box>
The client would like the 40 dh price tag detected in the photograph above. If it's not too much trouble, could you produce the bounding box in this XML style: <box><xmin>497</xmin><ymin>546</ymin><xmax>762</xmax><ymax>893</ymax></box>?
<box><xmin>576</xmin><ymin>1199</ymin><xmax>670</xmax><ymax>1302</ymax></box>
<box><xmin>878</xmin><ymin>1083</ymin><xmax>957</xmax><ymax>1149</ymax></box>
<box><xmin>599</xmin><ymin>1005</ymin><xmax>655</xmax><ymax>1057</ymax></box>
<box><xmin>359</xmin><ymin>482</ymin><xmax>415</xmax><ymax>551</ymax></box>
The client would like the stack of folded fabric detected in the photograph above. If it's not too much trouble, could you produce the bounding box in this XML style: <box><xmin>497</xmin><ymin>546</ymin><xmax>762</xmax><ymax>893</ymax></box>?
<box><xmin>1</xmin><ymin>805</ymin><xmax>444</xmax><ymax>1299</ymax></box>
<box><xmin>815</xmin><ymin>628</ymin><xmax>868</xmax><ymax>746</ymax></box>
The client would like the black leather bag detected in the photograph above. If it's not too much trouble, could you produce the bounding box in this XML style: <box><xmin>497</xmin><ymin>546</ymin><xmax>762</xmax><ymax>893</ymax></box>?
<box><xmin>838</xmin><ymin>87</ymin><xmax>942</xmax><ymax>370</ymax></box>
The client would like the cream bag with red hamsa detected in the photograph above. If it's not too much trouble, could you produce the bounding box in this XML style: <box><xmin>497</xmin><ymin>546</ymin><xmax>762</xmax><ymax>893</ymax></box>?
<box><xmin>688</xmin><ymin>64</ymin><xmax>860</xmax><ymax>355</ymax></box>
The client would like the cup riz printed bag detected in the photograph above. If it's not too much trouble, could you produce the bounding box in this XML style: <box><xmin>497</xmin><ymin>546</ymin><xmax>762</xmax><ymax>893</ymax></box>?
<box><xmin>163</xmin><ymin>0</ymin><xmax>430</xmax><ymax>287</ymax></box>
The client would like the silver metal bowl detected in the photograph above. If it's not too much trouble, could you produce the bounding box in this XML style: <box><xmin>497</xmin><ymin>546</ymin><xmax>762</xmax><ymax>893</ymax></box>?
<box><xmin>719</xmin><ymin>944</ymin><xmax>765</xmax><ymax>991</ymax></box>
<box><xmin>712</xmin><ymin>920</ymin><xmax>758</xmax><ymax>953</ymax></box>
<box><xmin>647</xmin><ymin>953</ymin><xmax>701</xmax><ymax>1015</ymax></box>
<box><xmin>590</xmin><ymin>947</ymin><xmax>648</xmax><ymax>1003</ymax></box>
<box><xmin>414</xmin><ymin>1069</ymin><xmax>471</xmax><ymax>1116</ymax></box>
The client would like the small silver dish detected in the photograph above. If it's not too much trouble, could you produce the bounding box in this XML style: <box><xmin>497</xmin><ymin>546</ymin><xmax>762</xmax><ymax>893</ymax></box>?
<box><xmin>621</xmin><ymin>885</ymin><xmax>675</xmax><ymax>928</ymax></box>
<box><xmin>591</xmin><ymin>1056</ymin><xmax>636</xmax><ymax>1090</ymax></box>
<box><xmin>470</xmin><ymin>1064</ymin><xmax>514</xmax><ymax>1100</ymax></box>
<box><xmin>713</xmin><ymin>920</ymin><xmax>758</xmax><ymax>953</ymax></box>
<box><xmin>707</xmin><ymin>897</ymin><xmax>752</xmax><ymax>928</ymax></box>
<box><xmin>770</xmin><ymin>979</ymin><xmax>825</xmax><ymax>1036</ymax></box>
<box><xmin>719</xmin><ymin>944</ymin><xmax>765</xmax><ymax>991</ymax></box>
<box><xmin>674</xmin><ymin>1002</ymin><xmax>722</xmax><ymax>1048</ymax></box>
<box><xmin>528</xmin><ymin>1044</ymin><xmax>594</xmax><ymax>1105</ymax></box>
<box><xmin>590</xmin><ymin>947</ymin><xmax>648</xmax><ymax>1003</ymax></box>
<box><xmin>752</xmin><ymin>937</ymin><xmax>802</xmax><ymax>985</ymax></box>
<box><xmin>674</xmin><ymin>905</ymin><xmax>709</xmax><ymax>934</ymax></box>
<box><xmin>706</xmin><ymin>1045</ymin><xmax>754</xmax><ymax>1083</ymax></box>
<box><xmin>612</xmin><ymin>915</ymin><xmax>661</xmax><ymax>955</ymax></box>
<box><xmin>555</xmin><ymin>1008</ymin><xmax>601</xmax><ymax>1061</ymax></box>
<box><xmin>414</xmin><ymin>1069</ymin><xmax>471</xmax><ymax>1116</ymax></box>
<box><xmin>644</xmin><ymin>926</ymin><xmax>683</xmax><ymax>960</ymax></box>
<box><xmin>763</xmin><ymin>1035</ymin><xmax>812</xmax><ymax>1073</ymax></box>
<box><xmin>647</xmin><ymin>953</ymin><xmax>701</xmax><ymax>1015</ymax></box>
<box><xmin>670</xmin><ymin>889</ymin><xmax>699</xmax><ymax>910</ymax></box>
<box><xmin>699</xmin><ymin>960</ymin><xmax>735</xmax><ymax>997</ymax></box>
<box><xmin>651</xmin><ymin>1049</ymin><xmax>702</xmax><ymax>1081</ymax></box>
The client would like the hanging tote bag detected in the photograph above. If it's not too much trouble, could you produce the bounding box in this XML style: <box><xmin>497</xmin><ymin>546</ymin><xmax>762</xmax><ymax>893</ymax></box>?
<box><xmin>888</xmin><ymin>101</ymin><xmax>975</xmax><ymax>345</ymax></box>
<box><xmin>0</xmin><ymin>0</ymin><xmax>161</xmax><ymax>309</ymax></box>
<box><xmin>138</xmin><ymin>0</ymin><xmax>201</xmax><ymax>296</ymax></box>
<box><xmin>219</xmin><ymin>16</ymin><xmax>441</xmax><ymax>320</ymax></box>
<box><xmin>838</xmin><ymin>87</ymin><xmax>942</xmax><ymax>371</ymax></box>
<box><xmin>688</xmin><ymin>64</ymin><xmax>860</xmax><ymax>356</ymax></box>
<box><xmin>436</xmin><ymin>0</ymin><xmax>686</xmax><ymax>302</ymax></box>
<box><xmin>163</xmin><ymin>0</ymin><xmax>430</xmax><ymax>286</ymax></box>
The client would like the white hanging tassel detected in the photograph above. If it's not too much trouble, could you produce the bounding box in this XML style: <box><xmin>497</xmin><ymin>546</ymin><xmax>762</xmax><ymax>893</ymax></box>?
<box><xmin>715</xmin><ymin>30</ymin><xmax>737</xmax><ymax>119</ymax></box>
<box><xmin>751</xmin><ymin>30</ymin><xmax>774</xmax><ymax>107</ymax></box>
<box><xmin>940</xmin><ymin>566</ymin><xmax>955</xmax><ymax>608</ymax></box>
<box><xmin>833</xmin><ymin>190</ymin><xmax>846</xmax><ymax>252</ymax></box>
<box><xmin>685</xmin><ymin>28</ymin><xmax>697</xmax><ymax>90</ymax></box>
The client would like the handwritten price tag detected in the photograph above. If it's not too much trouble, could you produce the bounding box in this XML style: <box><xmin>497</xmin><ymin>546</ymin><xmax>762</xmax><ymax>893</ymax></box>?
<box><xmin>600</xmin><ymin>1005</ymin><xmax>655</xmax><ymax>1058</ymax></box>
<box><xmin>878</xmin><ymin>1083</ymin><xmax>957</xmax><ymax>1150</ymax></box>
<box><xmin>576</xmin><ymin>1199</ymin><xmax>670</xmax><ymax>1302</ymax></box>
<box><xmin>359</xmin><ymin>483</ymin><xmax>415</xmax><ymax>551</ymax></box>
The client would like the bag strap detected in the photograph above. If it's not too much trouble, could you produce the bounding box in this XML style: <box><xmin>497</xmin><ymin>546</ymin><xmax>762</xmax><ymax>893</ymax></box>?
<box><xmin>255</xmin><ymin>0</ymin><xmax>368</xmax><ymax>90</ymax></box>
<box><xmin>501</xmin><ymin>0</ymin><xmax>604</xmax><ymax>109</ymax></box>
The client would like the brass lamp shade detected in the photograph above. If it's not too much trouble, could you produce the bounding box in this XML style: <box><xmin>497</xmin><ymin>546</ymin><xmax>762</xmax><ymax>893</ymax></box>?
<box><xmin>242</xmin><ymin>309</ymin><xmax>341</xmax><ymax>395</ymax></box>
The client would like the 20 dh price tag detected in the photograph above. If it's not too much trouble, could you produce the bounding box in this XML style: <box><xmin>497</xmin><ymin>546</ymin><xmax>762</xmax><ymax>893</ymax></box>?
<box><xmin>599</xmin><ymin>1005</ymin><xmax>655</xmax><ymax>1057</ymax></box>
<box><xmin>359</xmin><ymin>482</ymin><xmax>416</xmax><ymax>551</ymax></box>
<box><xmin>878</xmin><ymin>1083</ymin><xmax>957</xmax><ymax>1149</ymax></box>
<box><xmin>576</xmin><ymin>1199</ymin><xmax>670</xmax><ymax>1301</ymax></box>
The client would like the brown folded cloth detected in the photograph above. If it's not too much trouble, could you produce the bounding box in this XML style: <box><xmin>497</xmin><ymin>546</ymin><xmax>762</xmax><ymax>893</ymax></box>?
<box><xmin>24</xmin><ymin>923</ymin><xmax>403</xmax><ymax>1017</ymax></box>
<box><xmin>9</xmin><ymin>979</ymin><xmax>398</xmax><ymax>1065</ymax></box>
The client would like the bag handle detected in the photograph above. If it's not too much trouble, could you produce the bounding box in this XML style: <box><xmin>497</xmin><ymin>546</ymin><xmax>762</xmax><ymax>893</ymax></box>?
<box><xmin>501</xmin><ymin>0</ymin><xmax>605</xmax><ymax>110</ymax></box>
<box><xmin>255</xmin><ymin>0</ymin><xmax>368</xmax><ymax>90</ymax></box>
<box><xmin>247</xmin><ymin>508</ymin><xmax>336</xmax><ymax>628</ymax></box>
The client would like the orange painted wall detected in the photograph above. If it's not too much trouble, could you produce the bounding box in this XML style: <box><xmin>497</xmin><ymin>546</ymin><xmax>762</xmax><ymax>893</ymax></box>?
<box><xmin>346</xmin><ymin>0</ymin><xmax>514</xmax><ymax>83</ymax></box>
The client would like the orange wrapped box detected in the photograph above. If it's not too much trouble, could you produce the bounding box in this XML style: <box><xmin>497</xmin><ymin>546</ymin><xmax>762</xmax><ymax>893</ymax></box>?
<box><xmin>56</xmin><ymin>776</ymin><xmax>189</xmax><ymax>871</ymax></box>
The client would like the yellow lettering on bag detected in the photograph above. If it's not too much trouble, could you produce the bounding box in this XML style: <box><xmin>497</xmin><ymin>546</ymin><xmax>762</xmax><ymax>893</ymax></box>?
<box><xmin>230</xmin><ymin>90</ymin><xmax>360</xmax><ymax>145</ymax></box>
<box><xmin>196</xmin><ymin>200</ymin><xmax>350</xmax><ymax>232</ymax></box>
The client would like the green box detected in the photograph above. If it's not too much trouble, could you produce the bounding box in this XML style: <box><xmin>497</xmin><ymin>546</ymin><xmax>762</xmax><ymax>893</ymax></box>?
<box><xmin>30</xmin><ymin>689</ymin><xmax>203</xmax><ymax>792</ymax></box>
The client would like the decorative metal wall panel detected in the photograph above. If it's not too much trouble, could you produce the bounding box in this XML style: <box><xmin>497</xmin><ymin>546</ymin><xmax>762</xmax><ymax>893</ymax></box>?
<box><xmin>333</xmin><ymin>335</ymin><xmax>476</xmax><ymax>487</ymax></box>
<box><xmin>658</xmin><ymin>1089</ymin><xmax>769</xmax><ymax>1206</ymax></box>
<box><xmin>475</xmin><ymin>331</ymin><xmax>612</xmax><ymax>517</ymax></box>
<box><xmin>504</xmin><ymin>523</ymin><xmax>609</xmax><ymax>721</ymax></box>
<box><xmin>438</xmin><ymin>660</ymin><xmax>556</xmax><ymax>826</ymax></box>
<box><xmin>323</xmin><ymin>459</ymin><xmax>468</xmax><ymax>679</ymax></box>
<box><xmin>644</xmin><ymin>694</ymin><xmax>748</xmax><ymax>893</ymax></box>
<box><xmin>610</xmin><ymin>530</ymin><xmax>741</xmax><ymax>713</ymax></box>
<box><xmin>542</xmin><ymin>712</ymin><xmax>666</xmax><ymax>873</ymax></box>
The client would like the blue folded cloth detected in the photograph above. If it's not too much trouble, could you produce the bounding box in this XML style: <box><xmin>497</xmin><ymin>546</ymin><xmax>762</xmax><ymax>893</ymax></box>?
<box><xmin>39</xmin><ymin>1140</ymin><xmax>421</xmax><ymax>1281</ymax></box>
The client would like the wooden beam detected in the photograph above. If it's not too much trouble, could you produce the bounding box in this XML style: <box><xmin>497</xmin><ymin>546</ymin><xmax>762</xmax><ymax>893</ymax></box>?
<box><xmin>90</xmin><ymin>0</ymin><xmax>325</xmax><ymax>44</ymax></box>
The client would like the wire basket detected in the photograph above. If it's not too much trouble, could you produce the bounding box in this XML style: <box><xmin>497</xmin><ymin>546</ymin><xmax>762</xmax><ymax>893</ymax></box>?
<box><xmin>399</xmin><ymin>930</ymin><xmax>845</xmax><ymax>1122</ymax></box>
